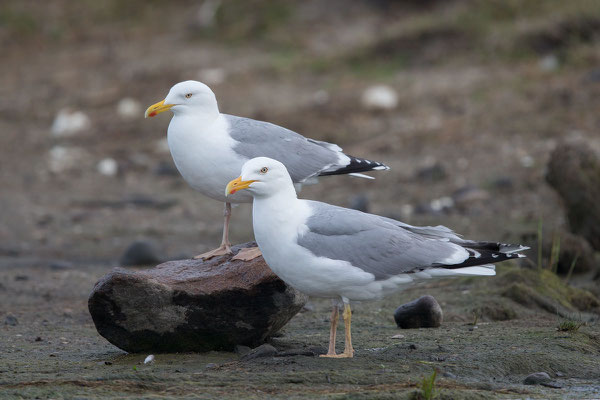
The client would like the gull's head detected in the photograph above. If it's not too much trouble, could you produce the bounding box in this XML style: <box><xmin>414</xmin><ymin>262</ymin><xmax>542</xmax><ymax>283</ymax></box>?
<box><xmin>144</xmin><ymin>80</ymin><xmax>218</xmax><ymax>118</ymax></box>
<box><xmin>226</xmin><ymin>157</ymin><xmax>295</xmax><ymax>198</ymax></box>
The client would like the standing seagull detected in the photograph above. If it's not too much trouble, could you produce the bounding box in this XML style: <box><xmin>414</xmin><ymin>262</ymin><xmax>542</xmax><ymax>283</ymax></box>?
<box><xmin>226</xmin><ymin>157</ymin><xmax>529</xmax><ymax>358</ymax></box>
<box><xmin>145</xmin><ymin>81</ymin><xmax>388</xmax><ymax>260</ymax></box>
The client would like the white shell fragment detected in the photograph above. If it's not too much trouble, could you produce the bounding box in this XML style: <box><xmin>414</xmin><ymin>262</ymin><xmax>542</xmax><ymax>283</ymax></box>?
<box><xmin>97</xmin><ymin>158</ymin><xmax>118</xmax><ymax>176</ymax></box>
<box><xmin>144</xmin><ymin>354</ymin><xmax>155</xmax><ymax>364</ymax></box>
<box><xmin>117</xmin><ymin>98</ymin><xmax>142</xmax><ymax>119</ymax></box>
<box><xmin>361</xmin><ymin>85</ymin><xmax>398</xmax><ymax>110</ymax></box>
<box><xmin>48</xmin><ymin>145</ymin><xmax>87</xmax><ymax>173</ymax></box>
<box><xmin>51</xmin><ymin>109</ymin><xmax>91</xmax><ymax>137</ymax></box>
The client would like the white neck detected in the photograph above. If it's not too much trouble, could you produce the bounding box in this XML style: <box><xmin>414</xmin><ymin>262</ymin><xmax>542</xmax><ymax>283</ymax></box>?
<box><xmin>252</xmin><ymin>188</ymin><xmax>310</xmax><ymax>270</ymax></box>
<box><xmin>252</xmin><ymin>187</ymin><xmax>301</xmax><ymax>240</ymax></box>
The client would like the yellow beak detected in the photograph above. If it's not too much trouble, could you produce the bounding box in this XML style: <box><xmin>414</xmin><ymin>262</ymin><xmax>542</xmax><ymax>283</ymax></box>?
<box><xmin>144</xmin><ymin>99</ymin><xmax>174</xmax><ymax>118</ymax></box>
<box><xmin>226</xmin><ymin>176</ymin><xmax>257</xmax><ymax>196</ymax></box>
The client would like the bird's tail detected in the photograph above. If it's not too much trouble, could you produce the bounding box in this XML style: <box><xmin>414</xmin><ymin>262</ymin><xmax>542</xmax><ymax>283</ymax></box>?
<box><xmin>318</xmin><ymin>155</ymin><xmax>390</xmax><ymax>178</ymax></box>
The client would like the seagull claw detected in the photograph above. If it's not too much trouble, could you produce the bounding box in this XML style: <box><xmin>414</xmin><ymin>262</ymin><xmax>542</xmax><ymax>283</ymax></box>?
<box><xmin>193</xmin><ymin>244</ymin><xmax>233</xmax><ymax>260</ymax></box>
<box><xmin>319</xmin><ymin>352</ymin><xmax>353</xmax><ymax>359</ymax></box>
<box><xmin>232</xmin><ymin>247</ymin><xmax>262</xmax><ymax>261</ymax></box>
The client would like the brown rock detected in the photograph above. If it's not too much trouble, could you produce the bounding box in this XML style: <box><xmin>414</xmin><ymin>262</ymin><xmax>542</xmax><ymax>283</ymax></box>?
<box><xmin>546</xmin><ymin>142</ymin><xmax>600</xmax><ymax>250</ymax></box>
<box><xmin>88</xmin><ymin>243</ymin><xmax>307</xmax><ymax>353</ymax></box>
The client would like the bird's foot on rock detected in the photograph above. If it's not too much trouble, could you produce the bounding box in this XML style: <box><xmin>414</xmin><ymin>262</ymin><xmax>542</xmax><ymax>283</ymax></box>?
<box><xmin>319</xmin><ymin>351</ymin><xmax>353</xmax><ymax>359</ymax></box>
<box><xmin>232</xmin><ymin>246</ymin><xmax>262</xmax><ymax>261</ymax></box>
<box><xmin>193</xmin><ymin>244</ymin><xmax>232</xmax><ymax>260</ymax></box>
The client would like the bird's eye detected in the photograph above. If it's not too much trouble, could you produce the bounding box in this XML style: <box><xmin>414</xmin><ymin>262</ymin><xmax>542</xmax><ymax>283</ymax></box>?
<box><xmin>260</xmin><ymin>167</ymin><xmax>268</xmax><ymax>174</ymax></box>
<box><xmin>185</xmin><ymin>93</ymin><xmax>193</xmax><ymax>99</ymax></box>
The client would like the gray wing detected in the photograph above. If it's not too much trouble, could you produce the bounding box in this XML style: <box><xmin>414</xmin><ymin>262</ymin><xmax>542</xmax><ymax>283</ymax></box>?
<box><xmin>225</xmin><ymin>115</ymin><xmax>387</xmax><ymax>183</ymax></box>
<box><xmin>297</xmin><ymin>201</ymin><xmax>470</xmax><ymax>280</ymax></box>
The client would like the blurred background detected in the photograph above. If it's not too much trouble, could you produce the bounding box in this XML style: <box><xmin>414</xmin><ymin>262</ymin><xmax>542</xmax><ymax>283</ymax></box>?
<box><xmin>1</xmin><ymin>0</ymin><xmax>599</xmax><ymax>280</ymax></box>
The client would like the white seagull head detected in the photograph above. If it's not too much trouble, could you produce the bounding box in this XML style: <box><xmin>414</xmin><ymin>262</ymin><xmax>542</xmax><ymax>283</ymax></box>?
<box><xmin>226</xmin><ymin>157</ymin><xmax>295</xmax><ymax>198</ymax></box>
<box><xmin>145</xmin><ymin>80</ymin><xmax>218</xmax><ymax>118</ymax></box>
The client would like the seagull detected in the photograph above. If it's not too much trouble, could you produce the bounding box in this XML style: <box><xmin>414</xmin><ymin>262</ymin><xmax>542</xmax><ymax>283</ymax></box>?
<box><xmin>225</xmin><ymin>157</ymin><xmax>529</xmax><ymax>358</ymax></box>
<box><xmin>145</xmin><ymin>81</ymin><xmax>389</xmax><ymax>261</ymax></box>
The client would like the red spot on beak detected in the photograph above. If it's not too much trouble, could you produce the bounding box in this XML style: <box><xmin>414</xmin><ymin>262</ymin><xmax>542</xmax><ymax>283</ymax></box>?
<box><xmin>230</xmin><ymin>189</ymin><xmax>237</xmax><ymax>194</ymax></box>
<box><xmin>149</xmin><ymin>111</ymin><xmax>157</xmax><ymax>117</ymax></box>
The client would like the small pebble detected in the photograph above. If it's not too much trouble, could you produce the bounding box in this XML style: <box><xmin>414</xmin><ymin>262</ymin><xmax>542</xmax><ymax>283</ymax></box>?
<box><xmin>144</xmin><ymin>355</ymin><xmax>155</xmax><ymax>364</ymax></box>
<box><xmin>234</xmin><ymin>345</ymin><xmax>251</xmax><ymax>356</ymax></box>
<box><xmin>394</xmin><ymin>295</ymin><xmax>443</xmax><ymax>329</ymax></box>
<box><xmin>312</xmin><ymin>90</ymin><xmax>329</xmax><ymax>105</ymax></box>
<box><xmin>415</xmin><ymin>162</ymin><xmax>447</xmax><ymax>182</ymax></box>
<box><xmin>119</xmin><ymin>240</ymin><xmax>162</xmax><ymax>266</ymax></box>
<box><xmin>241</xmin><ymin>343</ymin><xmax>278</xmax><ymax>361</ymax></box>
<box><xmin>539</xmin><ymin>54</ymin><xmax>559</xmax><ymax>72</ymax></box>
<box><xmin>48</xmin><ymin>145</ymin><xmax>87</xmax><ymax>173</ymax></box>
<box><xmin>48</xmin><ymin>261</ymin><xmax>73</xmax><ymax>270</ymax></box>
<box><xmin>520</xmin><ymin>155</ymin><xmax>534</xmax><ymax>168</ymax></box>
<box><xmin>361</xmin><ymin>85</ymin><xmax>398</xmax><ymax>110</ymax></box>
<box><xmin>97</xmin><ymin>158</ymin><xmax>118</xmax><ymax>176</ymax></box>
<box><xmin>391</xmin><ymin>334</ymin><xmax>405</xmax><ymax>339</ymax></box>
<box><xmin>117</xmin><ymin>98</ymin><xmax>142</xmax><ymax>119</ymax></box>
<box><xmin>523</xmin><ymin>372</ymin><xmax>552</xmax><ymax>385</ymax></box>
<box><xmin>349</xmin><ymin>194</ymin><xmax>369</xmax><ymax>212</ymax></box>
<box><xmin>35</xmin><ymin>337</ymin><xmax>42</xmax><ymax>342</ymax></box>
<box><xmin>51</xmin><ymin>109</ymin><xmax>91</xmax><ymax>137</ymax></box>
<box><xmin>4</xmin><ymin>315</ymin><xmax>18</xmax><ymax>326</ymax></box>
<box><xmin>153</xmin><ymin>162</ymin><xmax>179</xmax><ymax>176</ymax></box>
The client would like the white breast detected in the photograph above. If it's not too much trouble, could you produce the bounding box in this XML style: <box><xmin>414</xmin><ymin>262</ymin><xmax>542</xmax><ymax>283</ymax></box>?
<box><xmin>167</xmin><ymin>114</ymin><xmax>252</xmax><ymax>203</ymax></box>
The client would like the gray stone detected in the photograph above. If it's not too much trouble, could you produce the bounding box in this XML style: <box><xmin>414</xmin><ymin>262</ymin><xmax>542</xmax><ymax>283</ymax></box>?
<box><xmin>241</xmin><ymin>343</ymin><xmax>278</xmax><ymax>360</ymax></box>
<box><xmin>349</xmin><ymin>194</ymin><xmax>369</xmax><ymax>213</ymax></box>
<box><xmin>523</xmin><ymin>372</ymin><xmax>552</xmax><ymax>385</ymax></box>
<box><xmin>415</xmin><ymin>162</ymin><xmax>447</xmax><ymax>182</ymax></box>
<box><xmin>48</xmin><ymin>261</ymin><xmax>73</xmax><ymax>270</ymax></box>
<box><xmin>234</xmin><ymin>345</ymin><xmax>251</xmax><ymax>356</ymax></box>
<box><xmin>4</xmin><ymin>315</ymin><xmax>18</xmax><ymax>326</ymax></box>
<box><xmin>119</xmin><ymin>240</ymin><xmax>163</xmax><ymax>266</ymax></box>
<box><xmin>89</xmin><ymin>243</ymin><xmax>307</xmax><ymax>353</ymax></box>
<box><xmin>394</xmin><ymin>295</ymin><xmax>443</xmax><ymax>329</ymax></box>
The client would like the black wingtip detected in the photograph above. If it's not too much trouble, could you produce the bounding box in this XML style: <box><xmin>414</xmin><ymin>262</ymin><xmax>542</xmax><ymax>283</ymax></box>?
<box><xmin>318</xmin><ymin>155</ymin><xmax>390</xmax><ymax>177</ymax></box>
<box><xmin>439</xmin><ymin>242</ymin><xmax>529</xmax><ymax>269</ymax></box>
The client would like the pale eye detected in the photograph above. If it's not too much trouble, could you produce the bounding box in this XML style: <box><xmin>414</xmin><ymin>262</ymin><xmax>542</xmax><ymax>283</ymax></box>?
<box><xmin>260</xmin><ymin>167</ymin><xmax>268</xmax><ymax>174</ymax></box>
<box><xmin>185</xmin><ymin>93</ymin><xmax>193</xmax><ymax>99</ymax></box>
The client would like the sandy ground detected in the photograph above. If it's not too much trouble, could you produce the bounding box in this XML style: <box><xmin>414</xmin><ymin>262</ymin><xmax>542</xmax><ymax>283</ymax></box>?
<box><xmin>1</xmin><ymin>1</ymin><xmax>600</xmax><ymax>398</ymax></box>
<box><xmin>1</xmin><ymin>261</ymin><xmax>599</xmax><ymax>399</ymax></box>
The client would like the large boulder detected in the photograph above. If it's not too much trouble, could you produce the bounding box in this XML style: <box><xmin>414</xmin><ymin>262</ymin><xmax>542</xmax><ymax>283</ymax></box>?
<box><xmin>88</xmin><ymin>243</ymin><xmax>307</xmax><ymax>353</ymax></box>
<box><xmin>546</xmin><ymin>141</ymin><xmax>600</xmax><ymax>251</ymax></box>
